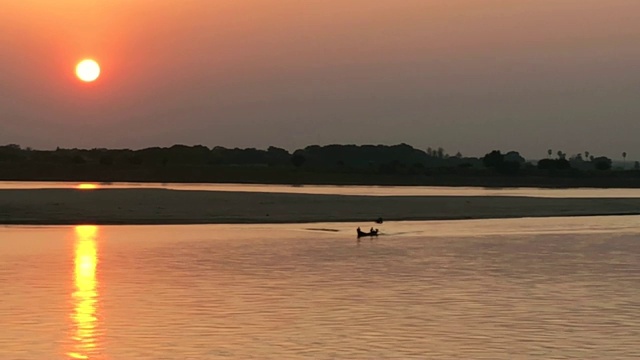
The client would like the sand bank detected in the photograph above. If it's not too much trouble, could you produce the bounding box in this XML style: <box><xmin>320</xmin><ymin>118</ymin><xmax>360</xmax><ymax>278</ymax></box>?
<box><xmin>1</xmin><ymin>188</ymin><xmax>640</xmax><ymax>225</ymax></box>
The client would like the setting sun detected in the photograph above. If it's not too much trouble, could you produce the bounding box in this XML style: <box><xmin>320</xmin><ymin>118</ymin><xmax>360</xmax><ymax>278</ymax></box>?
<box><xmin>75</xmin><ymin>59</ymin><xmax>100</xmax><ymax>82</ymax></box>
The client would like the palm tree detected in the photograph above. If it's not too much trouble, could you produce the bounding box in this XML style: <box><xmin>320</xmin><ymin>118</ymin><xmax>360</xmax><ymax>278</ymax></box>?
<box><xmin>548</xmin><ymin>149</ymin><xmax>552</xmax><ymax>159</ymax></box>
<box><xmin>623</xmin><ymin>152</ymin><xmax>627</xmax><ymax>168</ymax></box>
<box><xmin>585</xmin><ymin>151</ymin><xmax>590</xmax><ymax>160</ymax></box>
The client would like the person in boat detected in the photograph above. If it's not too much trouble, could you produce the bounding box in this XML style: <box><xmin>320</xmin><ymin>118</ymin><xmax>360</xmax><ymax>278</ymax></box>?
<box><xmin>357</xmin><ymin>227</ymin><xmax>378</xmax><ymax>237</ymax></box>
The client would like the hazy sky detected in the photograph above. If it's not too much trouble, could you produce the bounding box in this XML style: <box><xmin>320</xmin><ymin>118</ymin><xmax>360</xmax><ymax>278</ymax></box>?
<box><xmin>1</xmin><ymin>1</ymin><xmax>639</xmax><ymax>159</ymax></box>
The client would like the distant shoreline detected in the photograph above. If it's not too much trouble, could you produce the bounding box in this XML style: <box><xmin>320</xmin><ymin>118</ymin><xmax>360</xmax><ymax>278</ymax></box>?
<box><xmin>2</xmin><ymin>188</ymin><xmax>640</xmax><ymax>225</ymax></box>
<box><xmin>4</xmin><ymin>178</ymin><xmax>640</xmax><ymax>190</ymax></box>
<box><xmin>2</xmin><ymin>144</ymin><xmax>637</xmax><ymax>190</ymax></box>
<box><xmin>3</xmin><ymin>171</ymin><xmax>640</xmax><ymax>189</ymax></box>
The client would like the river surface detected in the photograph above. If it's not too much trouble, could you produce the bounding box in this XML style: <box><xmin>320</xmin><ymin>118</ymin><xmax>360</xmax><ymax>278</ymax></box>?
<box><xmin>1</xmin><ymin>216</ymin><xmax>639</xmax><ymax>359</ymax></box>
<box><xmin>3</xmin><ymin>180</ymin><xmax>640</xmax><ymax>198</ymax></box>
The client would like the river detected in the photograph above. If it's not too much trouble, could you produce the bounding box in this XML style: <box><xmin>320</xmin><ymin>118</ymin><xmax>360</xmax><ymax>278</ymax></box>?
<box><xmin>1</xmin><ymin>216</ymin><xmax>638</xmax><ymax>358</ymax></box>
<box><xmin>3</xmin><ymin>180</ymin><xmax>640</xmax><ymax>198</ymax></box>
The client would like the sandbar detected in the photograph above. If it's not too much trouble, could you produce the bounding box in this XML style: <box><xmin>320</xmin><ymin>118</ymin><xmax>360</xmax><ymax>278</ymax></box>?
<box><xmin>1</xmin><ymin>188</ymin><xmax>640</xmax><ymax>225</ymax></box>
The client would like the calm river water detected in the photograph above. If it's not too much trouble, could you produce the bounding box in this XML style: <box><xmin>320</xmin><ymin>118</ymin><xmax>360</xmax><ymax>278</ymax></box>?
<box><xmin>4</xmin><ymin>180</ymin><xmax>640</xmax><ymax>198</ymax></box>
<box><xmin>1</xmin><ymin>216</ymin><xmax>639</xmax><ymax>359</ymax></box>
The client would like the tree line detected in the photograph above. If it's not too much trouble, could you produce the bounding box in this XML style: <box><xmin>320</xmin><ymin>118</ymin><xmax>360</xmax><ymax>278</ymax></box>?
<box><xmin>0</xmin><ymin>143</ymin><xmax>636</xmax><ymax>186</ymax></box>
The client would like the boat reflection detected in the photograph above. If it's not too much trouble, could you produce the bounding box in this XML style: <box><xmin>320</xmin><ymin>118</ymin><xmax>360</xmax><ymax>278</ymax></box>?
<box><xmin>68</xmin><ymin>225</ymin><xmax>100</xmax><ymax>359</ymax></box>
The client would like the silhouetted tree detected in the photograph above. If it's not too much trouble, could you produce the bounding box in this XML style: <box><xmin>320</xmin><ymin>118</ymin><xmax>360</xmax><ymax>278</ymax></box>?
<box><xmin>537</xmin><ymin>158</ymin><xmax>571</xmax><ymax>170</ymax></box>
<box><xmin>537</xmin><ymin>159</ymin><xmax>552</xmax><ymax>170</ymax></box>
<box><xmin>480</xmin><ymin>150</ymin><xmax>519</xmax><ymax>174</ymax></box>
<box><xmin>0</xmin><ymin>144</ymin><xmax>27</xmax><ymax>162</ymax></box>
<box><xmin>504</xmin><ymin>151</ymin><xmax>525</xmax><ymax>164</ymax></box>
<box><xmin>483</xmin><ymin>150</ymin><xmax>504</xmax><ymax>168</ymax></box>
<box><xmin>584</xmin><ymin>151</ymin><xmax>590</xmax><ymax>159</ymax></box>
<box><xmin>622</xmin><ymin>152</ymin><xmax>627</xmax><ymax>168</ymax></box>
<box><xmin>548</xmin><ymin>149</ymin><xmax>552</xmax><ymax>158</ymax></box>
<box><xmin>291</xmin><ymin>153</ymin><xmax>306</xmax><ymax>168</ymax></box>
<box><xmin>266</xmin><ymin>146</ymin><xmax>290</xmax><ymax>166</ymax></box>
<box><xmin>592</xmin><ymin>156</ymin><xmax>612</xmax><ymax>171</ymax></box>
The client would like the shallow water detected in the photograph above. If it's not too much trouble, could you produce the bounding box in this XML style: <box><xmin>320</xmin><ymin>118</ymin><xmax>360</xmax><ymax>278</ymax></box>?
<box><xmin>3</xmin><ymin>180</ymin><xmax>640</xmax><ymax>198</ymax></box>
<box><xmin>1</xmin><ymin>216</ymin><xmax>639</xmax><ymax>359</ymax></box>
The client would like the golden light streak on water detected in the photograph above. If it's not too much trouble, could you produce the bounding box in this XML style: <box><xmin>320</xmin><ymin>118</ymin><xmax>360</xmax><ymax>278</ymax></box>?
<box><xmin>68</xmin><ymin>225</ymin><xmax>100</xmax><ymax>359</ymax></box>
<box><xmin>76</xmin><ymin>184</ymin><xmax>99</xmax><ymax>190</ymax></box>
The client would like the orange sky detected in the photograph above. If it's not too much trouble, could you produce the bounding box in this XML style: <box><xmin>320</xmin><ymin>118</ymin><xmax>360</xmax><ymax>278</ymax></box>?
<box><xmin>1</xmin><ymin>1</ymin><xmax>640</xmax><ymax>158</ymax></box>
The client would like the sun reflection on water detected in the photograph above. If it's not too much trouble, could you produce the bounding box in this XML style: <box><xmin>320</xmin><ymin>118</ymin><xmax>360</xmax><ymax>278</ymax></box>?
<box><xmin>68</xmin><ymin>225</ymin><xmax>100</xmax><ymax>359</ymax></box>
<box><xmin>76</xmin><ymin>183</ymin><xmax>99</xmax><ymax>190</ymax></box>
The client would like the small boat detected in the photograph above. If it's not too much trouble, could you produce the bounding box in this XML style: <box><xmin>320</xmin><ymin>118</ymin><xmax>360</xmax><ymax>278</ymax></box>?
<box><xmin>357</xmin><ymin>227</ymin><xmax>379</xmax><ymax>238</ymax></box>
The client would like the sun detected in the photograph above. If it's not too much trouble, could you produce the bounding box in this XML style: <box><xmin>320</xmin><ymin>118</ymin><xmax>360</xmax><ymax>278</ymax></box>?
<box><xmin>76</xmin><ymin>59</ymin><xmax>101</xmax><ymax>82</ymax></box>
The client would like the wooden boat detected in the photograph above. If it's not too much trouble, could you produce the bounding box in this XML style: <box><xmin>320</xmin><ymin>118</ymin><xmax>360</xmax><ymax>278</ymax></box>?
<box><xmin>357</xmin><ymin>227</ymin><xmax>379</xmax><ymax>237</ymax></box>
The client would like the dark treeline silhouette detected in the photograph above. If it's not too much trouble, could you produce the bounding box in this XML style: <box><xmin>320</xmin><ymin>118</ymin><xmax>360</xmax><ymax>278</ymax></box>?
<box><xmin>0</xmin><ymin>143</ymin><xmax>637</xmax><ymax>187</ymax></box>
